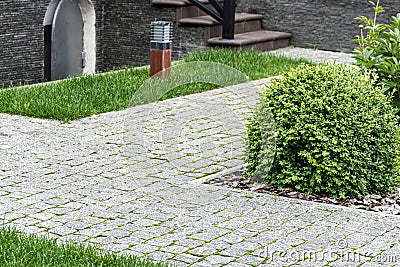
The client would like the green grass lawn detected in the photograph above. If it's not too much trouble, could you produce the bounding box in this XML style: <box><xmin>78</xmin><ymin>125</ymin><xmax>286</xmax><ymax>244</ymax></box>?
<box><xmin>0</xmin><ymin>227</ymin><xmax>169</xmax><ymax>267</ymax></box>
<box><xmin>0</xmin><ymin>49</ymin><xmax>311</xmax><ymax>122</ymax></box>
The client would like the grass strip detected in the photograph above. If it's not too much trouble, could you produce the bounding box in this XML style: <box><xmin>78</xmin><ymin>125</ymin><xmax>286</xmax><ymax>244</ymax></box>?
<box><xmin>0</xmin><ymin>49</ymin><xmax>311</xmax><ymax>122</ymax></box>
<box><xmin>0</xmin><ymin>227</ymin><xmax>169</xmax><ymax>267</ymax></box>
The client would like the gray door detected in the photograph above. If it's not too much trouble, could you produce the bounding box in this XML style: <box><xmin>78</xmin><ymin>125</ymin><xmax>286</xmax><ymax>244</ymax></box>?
<box><xmin>52</xmin><ymin>0</ymin><xmax>84</xmax><ymax>80</ymax></box>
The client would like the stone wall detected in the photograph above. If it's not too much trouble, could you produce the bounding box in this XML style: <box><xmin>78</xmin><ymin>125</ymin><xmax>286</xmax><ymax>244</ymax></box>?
<box><xmin>0</xmin><ymin>0</ymin><xmax>105</xmax><ymax>87</ymax></box>
<box><xmin>1</xmin><ymin>0</ymin><xmax>399</xmax><ymax>87</ymax></box>
<box><xmin>236</xmin><ymin>0</ymin><xmax>400</xmax><ymax>52</ymax></box>
<box><xmin>0</xmin><ymin>0</ymin><xmax>48</xmax><ymax>87</ymax></box>
<box><xmin>0</xmin><ymin>0</ymin><xmax>205</xmax><ymax>87</ymax></box>
<box><xmin>101</xmin><ymin>2</ymin><xmax>172</xmax><ymax>70</ymax></box>
<box><xmin>100</xmin><ymin>1</ymin><xmax>205</xmax><ymax>70</ymax></box>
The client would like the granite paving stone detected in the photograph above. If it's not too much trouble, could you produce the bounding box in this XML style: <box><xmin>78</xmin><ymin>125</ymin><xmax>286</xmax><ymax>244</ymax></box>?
<box><xmin>0</xmin><ymin>48</ymin><xmax>399</xmax><ymax>266</ymax></box>
<box><xmin>147</xmin><ymin>251</ymin><xmax>175</xmax><ymax>261</ymax></box>
<box><xmin>235</xmin><ymin>255</ymin><xmax>265</xmax><ymax>265</ymax></box>
<box><xmin>189</xmin><ymin>246</ymin><xmax>219</xmax><ymax>256</ymax></box>
<box><xmin>130</xmin><ymin>243</ymin><xmax>159</xmax><ymax>254</ymax></box>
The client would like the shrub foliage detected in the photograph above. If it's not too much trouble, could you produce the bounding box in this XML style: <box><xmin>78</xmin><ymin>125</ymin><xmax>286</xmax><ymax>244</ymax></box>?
<box><xmin>353</xmin><ymin>1</ymin><xmax>400</xmax><ymax>110</ymax></box>
<box><xmin>245</xmin><ymin>64</ymin><xmax>400</xmax><ymax>197</ymax></box>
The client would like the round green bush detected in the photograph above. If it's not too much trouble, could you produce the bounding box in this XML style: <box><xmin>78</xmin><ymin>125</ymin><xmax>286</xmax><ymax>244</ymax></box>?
<box><xmin>245</xmin><ymin>63</ymin><xmax>400</xmax><ymax>197</ymax></box>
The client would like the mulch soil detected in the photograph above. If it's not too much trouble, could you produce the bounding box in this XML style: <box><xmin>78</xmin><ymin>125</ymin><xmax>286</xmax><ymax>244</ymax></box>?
<box><xmin>206</xmin><ymin>168</ymin><xmax>400</xmax><ymax>215</ymax></box>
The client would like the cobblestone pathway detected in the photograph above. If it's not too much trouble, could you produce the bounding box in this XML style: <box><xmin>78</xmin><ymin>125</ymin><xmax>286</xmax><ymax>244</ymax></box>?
<box><xmin>1</xmin><ymin>48</ymin><xmax>399</xmax><ymax>266</ymax></box>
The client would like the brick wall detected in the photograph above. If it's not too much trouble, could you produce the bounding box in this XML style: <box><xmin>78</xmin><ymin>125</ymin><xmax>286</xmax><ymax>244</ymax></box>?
<box><xmin>100</xmin><ymin>1</ymin><xmax>205</xmax><ymax>70</ymax></box>
<box><xmin>0</xmin><ymin>0</ymin><xmax>205</xmax><ymax>87</ymax></box>
<box><xmin>0</xmin><ymin>0</ymin><xmax>105</xmax><ymax>87</ymax></box>
<box><xmin>236</xmin><ymin>0</ymin><xmax>400</xmax><ymax>52</ymax></box>
<box><xmin>0</xmin><ymin>1</ymin><xmax>48</xmax><ymax>87</ymax></box>
<box><xmin>1</xmin><ymin>1</ymin><xmax>399</xmax><ymax>87</ymax></box>
<box><xmin>101</xmin><ymin>2</ymin><xmax>173</xmax><ymax>70</ymax></box>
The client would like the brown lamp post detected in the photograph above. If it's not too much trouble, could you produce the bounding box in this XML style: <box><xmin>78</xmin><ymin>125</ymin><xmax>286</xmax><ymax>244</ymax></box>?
<box><xmin>150</xmin><ymin>21</ymin><xmax>173</xmax><ymax>78</ymax></box>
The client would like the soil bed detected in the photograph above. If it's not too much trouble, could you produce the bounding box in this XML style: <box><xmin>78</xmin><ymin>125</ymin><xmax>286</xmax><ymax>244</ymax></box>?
<box><xmin>206</xmin><ymin>167</ymin><xmax>400</xmax><ymax>215</ymax></box>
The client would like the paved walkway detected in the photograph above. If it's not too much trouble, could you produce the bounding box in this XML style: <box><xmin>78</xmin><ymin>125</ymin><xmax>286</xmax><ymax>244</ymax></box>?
<box><xmin>1</xmin><ymin>48</ymin><xmax>399</xmax><ymax>267</ymax></box>
<box><xmin>271</xmin><ymin>47</ymin><xmax>356</xmax><ymax>65</ymax></box>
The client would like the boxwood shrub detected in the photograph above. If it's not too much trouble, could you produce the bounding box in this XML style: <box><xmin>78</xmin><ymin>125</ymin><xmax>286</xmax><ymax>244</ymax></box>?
<box><xmin>245</xmin><ymin>63</ymin><xmax>400</xmax><ymax>197</ymax></box>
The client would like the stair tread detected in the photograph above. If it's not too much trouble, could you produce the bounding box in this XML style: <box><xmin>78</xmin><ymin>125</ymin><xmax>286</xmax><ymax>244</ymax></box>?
<box><xmin>208</xmin><ymin>30</ymin><xmax>292</xmax><ymax>46</ymax></box>
<box><xmin>180</xmin><ymin>13</ymin><xmax>263</xmax><ymax>26</ymax></box>
<box><xmin>151</xmin><ymin>0</ymin><xmax>209</xmax><ymax>6</ymax></box>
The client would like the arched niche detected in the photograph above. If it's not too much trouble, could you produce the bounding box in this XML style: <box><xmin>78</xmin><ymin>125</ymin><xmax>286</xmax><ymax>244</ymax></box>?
<box><xmin>44</xmin><ymin>0</ymin><xmax>96</xmax><ymax>81</ymax></box>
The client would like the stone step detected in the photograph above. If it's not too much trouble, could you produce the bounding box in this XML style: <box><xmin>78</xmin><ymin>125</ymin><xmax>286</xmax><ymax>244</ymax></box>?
<box><xmin>179</xmin><ymin>13</ymin><xmax>263</xmax><ymax>26</ymax></box>
<box><xmin>180</xmin><ymin>13</ymin><xmax>263</xmax><ymax>42</ymax></box>
<box><xmin>151</xmin><ymin>0</ymin><xmax>210</xmax><ymax>6</ymax></box>
<box><xmin>204</xmin><ymin>19</ymin><xmax>262</xmax><ymax>41</ymax></box>
<box><xmin>177</xmin><ymin>3</ymin><xmax>216</xmax><ymax>21</ymax></box>
<box><xmin>208</xmin><ymin>30</ymin><xmax>292</xmax><ymax>51</ymax></box>
<box><xmin>151</xmin><ymin>0</ymin><xmax>292</xmax><ymax>52</ymax></box>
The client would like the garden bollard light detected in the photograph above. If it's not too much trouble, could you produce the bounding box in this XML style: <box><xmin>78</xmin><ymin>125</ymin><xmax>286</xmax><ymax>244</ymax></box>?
<box><xmin>150</xmin><ymin>21</ymin><xmax>173</xmax><ymax>78</ymax></box>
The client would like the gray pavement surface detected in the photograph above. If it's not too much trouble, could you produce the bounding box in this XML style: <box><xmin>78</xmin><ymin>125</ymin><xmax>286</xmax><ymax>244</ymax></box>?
<box><xmin>271</xmin><ymin>47</ymin><xmax>356</xmax><ymax>65</ymax></box>
<box><xmin>1</xmin><ymin>48</ymin><xmax>399</xmax><ymax>267</ymax></box>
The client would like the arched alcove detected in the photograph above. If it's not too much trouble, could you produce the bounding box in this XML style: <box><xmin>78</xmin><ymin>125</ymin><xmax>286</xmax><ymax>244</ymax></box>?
<box><xmin>44</xmin><ymin>0</ymin><xmax>96</xmax><ymax>81</ymax></box>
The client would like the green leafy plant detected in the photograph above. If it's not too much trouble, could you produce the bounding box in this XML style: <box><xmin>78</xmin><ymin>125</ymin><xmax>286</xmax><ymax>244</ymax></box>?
<box><xmin>244</xmin><ymin>117</ymin><xmax>262</xmax><ymax>178</ymax></box>
<box><xmin>353</xmin><ymin>0</ymin><xmax>400</xmax><ymax>109</ymax></box>
<box><xmin>245</xmin><ymin>63</ymin><xmax>400</xmax><ymax>198</ymax></box>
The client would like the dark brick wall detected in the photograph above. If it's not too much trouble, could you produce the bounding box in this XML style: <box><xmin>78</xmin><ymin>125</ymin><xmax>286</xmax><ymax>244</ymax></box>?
<box><xmin>100</xmin><ymin>2</ymin><xmax>175</xmax><ymax>70</ymax></box>
<box><xmin>92</xmin><ymin>0</ymin><xmax>106</xmax><ymax>71</ymax></box>
<box><xmin>236</xmin><ymin>0</ymin><xmax>400</xmax><ymax>52</ymax></box>
<box><xmin>0</xmin><ymin>0</ymin><xmax>205</xmax><ymax>86</ymax></box>
<box><xmin>0</xmin><ymin>1</ymin><xmax>48</xmax><ymax>87</ymax></box>
<box><xmin>0</xmin><ymin>0</ymin><xmax>105</xmax><ymax>87</ymax></box>
<box><xmin>100</xmin><ymin>2</ymin><xmax>206</xmax><ymax>71</ymax></box>
<box><xmin>174</xmin><ymin>26</ymin><xmax>207</xmax><ymax>59</ymax></box>
<box><xmin>1</xmin><ymin>1</ymin><xmax>399</xmax><ymax>87</ymax></box>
